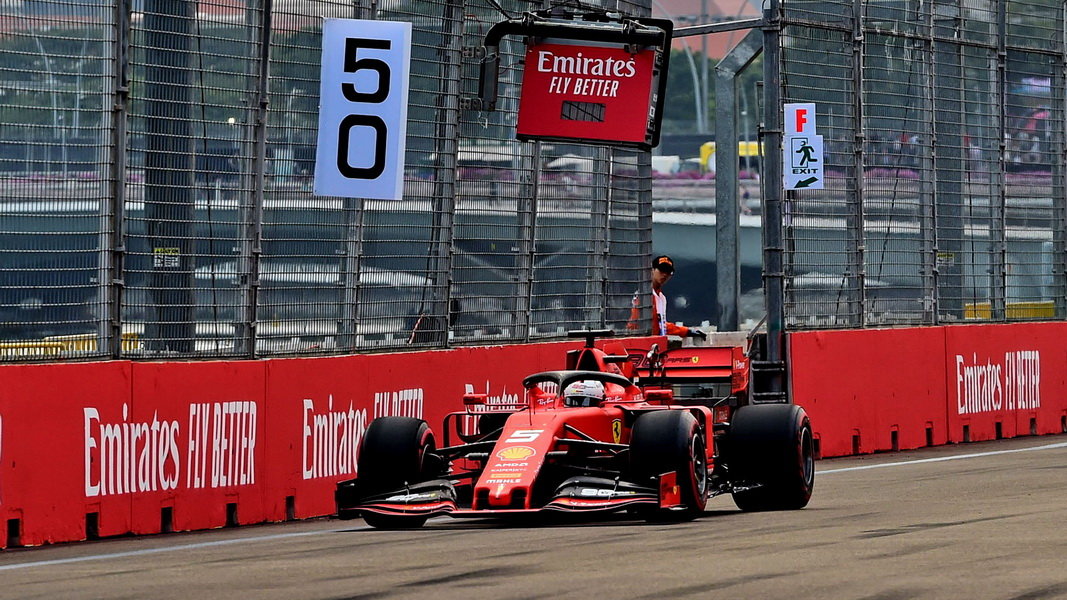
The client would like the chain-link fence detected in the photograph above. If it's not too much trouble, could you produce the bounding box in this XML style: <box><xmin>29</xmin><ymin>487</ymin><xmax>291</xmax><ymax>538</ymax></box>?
<box><xmin>0</xmin><ymin>0</ymin><xmax>654</xmax><ymax>360</ymax></box>
<box><xmin>779</xmin><ymin>0</ymin><xmax>1066</xmax><ymax>329</ymax></box>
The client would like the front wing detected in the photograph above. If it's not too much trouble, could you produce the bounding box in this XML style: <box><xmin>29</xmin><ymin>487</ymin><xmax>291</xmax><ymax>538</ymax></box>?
<box><xmin>336</xmin><ymin>474</ymin><xmax>686</xmax><ymax>520</ymax></box>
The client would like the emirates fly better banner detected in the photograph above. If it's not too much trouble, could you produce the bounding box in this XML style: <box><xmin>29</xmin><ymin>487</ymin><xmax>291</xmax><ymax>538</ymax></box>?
<box><xmin>516</xmin><ymin>42</ymin><xmax>659</xmax><ymax>148</ymax></box>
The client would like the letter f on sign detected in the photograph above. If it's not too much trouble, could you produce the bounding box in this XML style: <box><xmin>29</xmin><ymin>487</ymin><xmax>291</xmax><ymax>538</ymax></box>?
<box><xmin>795</xmin><ymin>109</ymin><xmax>807</xmax><ymax>133</ymax></box>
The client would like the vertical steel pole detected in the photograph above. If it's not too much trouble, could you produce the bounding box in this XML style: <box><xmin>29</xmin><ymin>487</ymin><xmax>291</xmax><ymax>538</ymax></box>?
<box><xmin>339</xmin><ymin>196</ymin><xmax>365</xmax><ymax>350</ymax></box>
<box><xmin>715</xmin><ymin>29</ymin><xmax>762</xmax><ymax>332</ymax></box>
<box><xmin>636</xmin><ymin>148</ymin><xmax>652</xmax><ymax>331</ymax></box>
<box><xmin>338</xmin><ymin>0</ymin><xmax>374</xmax><ymax>351</ymax></box>
<box><xmin>760</xmin><ymin>0</ymin><xmax>786</xmax><ymax>398</ymax></box>
<box><xmin>919</xmin><ymin>8</ymin><xmax>937</xmax><ymax>324</ymax></box>
<box><xmin>105</xmin><ymin>0</ymin><xmax>131</xmax><ymax>358</ymax></box>
<box><xmin>1055</xmin><ymin>0</ymin><xmax>1067</xmax><ymax>319</ymax></box>
<box><xmin>714</xmin><ymin>67</ymin><xmax>740</xmax><ymax>332</ymax></box>
<box><xmin>700</xmin><ymin>0</ymin><xmax>709</xmax><ymax>134</ymax></box>
<box><xmin>933</xmin><ymin>8</ymin><xmax>965</xmax><ymax>322</ymax></box>
<box><xmin>238</xmin><ymin>0</ymin><xmax>271</xmax><ymax>357</ymax></box>
<box><xmin>588</xmin><ymin>147</ymin><xmax>610</xmax><ymax>327</ymax></box>
<box><xmin>848</xmin><ymin>0</ymin><xmax>866</xmax><ymax>327</ymax></box>
<box><xmin>990</xmin><ymin>0</ymin><xmax>1008</xmax><ymax>323</ymax></box>
<box><xmin>515</xmin><ymin>137</ymin><xmax>539</xmax><ymax>341</ymax></box>
<box><xmin>425</xmin><ymin>0</ymin><xmax>462</xmax><ymax>344</ymax></box>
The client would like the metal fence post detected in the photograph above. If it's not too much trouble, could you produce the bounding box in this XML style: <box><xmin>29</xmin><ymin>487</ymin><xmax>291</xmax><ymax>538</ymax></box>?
<box><xmin>237</xmin><ymin>0</ymin><xmax>272</xmax><ymax>357</ymax></box>
<box><xmin>423</xmin><ymin>0</ymin><xmax>463</xmax><ymax>345</ymax></box>
<box><xmin>920</xmin><ymin>30</ymin><xmax>937</xmax><ymax>325</ymax></box>
<box><xmin>715</xmin><ymin>29</ymin><xmax>762</xmax><ymax>332</ymax></box>
<box><xmin>1055</xmin><ymin>3</ymin><xmax>1067</xmax><ymax>319</ymax></box>
<box><xmin>106</xmin><ymin>0</ymin><xmax>132</xmax><ymax>358</ymax></box>
<box><xmin>932</xmin><ymin>15</ymin><xmax>966</xmax><ymax>322</ymax></box>
<box><xmin>990</xmin><ymin>0</ymin><xmax>1008</xmax><ymax>323</ymax></box>
<box><xmin>515</xmin><ymin>139</ymin><xmax>539</xmax><ymax>343</ymax></box>
<box><xmin>848</xmin><ymin>0</ymin><xmax>866</xmax><ymax>327</ymax></box>
<box><xmin>338</xmin><ymin>0</ymin><xmax>373</xmax><ymax>351</ymax></box>
<box><xmin>588</xmin><ymin>147</ymin><xmax>610</xmax><ymax>327</ymax></box>
<box><xmin>760</xmin><ymin>0</ymin><xmax>787</xmax><ymax>398</ymax></box>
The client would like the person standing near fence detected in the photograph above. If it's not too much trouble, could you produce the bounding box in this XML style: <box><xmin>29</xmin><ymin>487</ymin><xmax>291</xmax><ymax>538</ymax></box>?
<box><xmin>628</xmin><ymin>255</ymin><xmax>707</xmax><ymax>339</ymax></box>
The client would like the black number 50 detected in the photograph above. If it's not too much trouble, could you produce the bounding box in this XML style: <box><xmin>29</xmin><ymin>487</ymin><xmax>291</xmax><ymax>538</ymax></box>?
<box><xmin>337</xmin><ymin>37</ymin><xmax>390</xmax><ymax>179</ymax></box>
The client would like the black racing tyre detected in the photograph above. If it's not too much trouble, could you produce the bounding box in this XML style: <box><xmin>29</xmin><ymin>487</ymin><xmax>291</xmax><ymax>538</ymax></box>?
<box><xmin>358</xmin><ymin>417</ymin><xmax>437</xmax><ymax>495</ymax></box>
<box><xmin>727</xmin><ymin>404</ymin><xmax>815</xmax><ymax>511</ymax></box>
<box><xmin>629</xmin><ymin>410</ymin><xmax>710</xmax><ymax>520</ymax></box>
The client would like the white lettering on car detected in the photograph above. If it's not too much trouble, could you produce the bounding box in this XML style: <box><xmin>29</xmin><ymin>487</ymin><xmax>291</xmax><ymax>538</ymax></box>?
<box><xmin>504</xmin><ymin>429</ymin><xmax>542</xmax><ymax>443</ymax></box>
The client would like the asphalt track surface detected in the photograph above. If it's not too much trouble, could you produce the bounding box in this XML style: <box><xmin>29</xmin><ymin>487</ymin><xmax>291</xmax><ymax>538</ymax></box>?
<box><xmin>2</xmin><ymin>435</ymin><xmax>1065</xmax><ymax>600</ymax></box>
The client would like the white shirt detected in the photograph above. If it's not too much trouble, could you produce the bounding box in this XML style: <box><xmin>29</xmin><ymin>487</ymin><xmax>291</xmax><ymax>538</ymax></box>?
<box><xmin>653</xmin><ymin>288</ymin><xmax>668</xmax><ymax>336</ymax></box>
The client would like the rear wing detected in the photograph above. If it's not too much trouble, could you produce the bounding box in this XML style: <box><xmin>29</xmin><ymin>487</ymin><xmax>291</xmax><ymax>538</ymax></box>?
<box><xmin>635</xmin><ymin>343</ymin><xmax>749</xmax><ymax>397</ymax></box>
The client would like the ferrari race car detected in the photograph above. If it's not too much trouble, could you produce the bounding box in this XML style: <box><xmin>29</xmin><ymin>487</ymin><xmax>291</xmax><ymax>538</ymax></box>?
<box><xmin>336</xmin><ymin>331</ymin><xmax>814</xmax><ymax>529</ymax></box>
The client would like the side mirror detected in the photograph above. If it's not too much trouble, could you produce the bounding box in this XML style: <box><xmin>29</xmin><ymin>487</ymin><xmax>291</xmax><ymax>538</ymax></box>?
<box><xmin>463</xmin><ymin>393</ymin><xmax>487</xmax><ymax>407</ymax></box>
<box><xmin>644</xmin><ymin>388</ymin><xmax>673</xmax><ymax>404</ymax></box>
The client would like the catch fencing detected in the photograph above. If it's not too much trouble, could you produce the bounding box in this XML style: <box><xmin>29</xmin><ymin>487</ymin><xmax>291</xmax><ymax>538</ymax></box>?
<box><xmin>779</xmin><ymin>0</ymin><xmax>1066</xmax><ymax>329</ymax></box>
<box><xmin>0</xmin><ymin>0</ymin><xmax>653</xmax><ymax>360</ymax></box>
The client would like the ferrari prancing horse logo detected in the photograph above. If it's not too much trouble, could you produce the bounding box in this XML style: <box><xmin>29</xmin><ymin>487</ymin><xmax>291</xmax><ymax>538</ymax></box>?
<box><xmin>612</xmin><ymin>419</ymin><xmax>622</xmax><ymax>443</ymax></box>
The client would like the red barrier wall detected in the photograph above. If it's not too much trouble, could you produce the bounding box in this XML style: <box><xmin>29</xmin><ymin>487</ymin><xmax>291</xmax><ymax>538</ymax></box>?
<box><xmin>788</xmin><ymin>327</ymin><xmax>949</xmax><ymax>457</ymax></box>
<box><xmin>3</xmin><ymin>324</ymin><xmax>1065</xmax><ymax>548</ymax></box>
<box><xmin>790</xmin><ymin>323</ymin><xmax>1067</xmax><ymax>458</ymax></box>
<box><xmin>0</xmin><ymin>362</ymin><xmax>133</xmax><ymax>548</ymax></box>
<box><xmin>0</xmin><ymin>338</ymin><xmax>660</xmax><ymax>548</ymax></box>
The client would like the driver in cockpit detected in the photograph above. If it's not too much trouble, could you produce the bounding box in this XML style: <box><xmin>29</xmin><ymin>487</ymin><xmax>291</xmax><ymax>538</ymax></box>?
<box><xmin>562</xmin><ymin>380</ymin><xmax>606</xmax><ymax>407</ymax></box>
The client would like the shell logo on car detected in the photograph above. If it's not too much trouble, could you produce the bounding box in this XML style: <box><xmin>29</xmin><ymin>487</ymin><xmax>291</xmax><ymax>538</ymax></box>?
<box><xmin>497</xmin><ymin>446</ymin><xmax>536</xmax><ymax>460</ymax></box>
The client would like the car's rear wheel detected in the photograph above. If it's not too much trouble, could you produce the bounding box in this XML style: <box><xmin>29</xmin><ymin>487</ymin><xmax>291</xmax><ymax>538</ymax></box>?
<box><xmin>357</xmin><ymin>417</ymin><xmax>437</xmax><ymax>529</ymax></box>
<box><xmin>629</xmin><ymin>410</ymin><xmax>709</xmax><ymax>520</ymax></box>
<box><xmin>727</xmin><ymin>403</ymin><xmax>815</xmax><ymax>511</ymax></box>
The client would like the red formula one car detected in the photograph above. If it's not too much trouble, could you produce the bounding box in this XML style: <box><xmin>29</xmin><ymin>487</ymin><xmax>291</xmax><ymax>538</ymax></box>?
<box><xmin>336</xmin><ymin>331</ymin><xmax>814</xmax><ymax>529</ymax></box>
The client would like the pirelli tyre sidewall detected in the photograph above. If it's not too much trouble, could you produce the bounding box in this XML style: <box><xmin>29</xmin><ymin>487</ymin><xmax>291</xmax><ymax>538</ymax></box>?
<box><xmin>358</xmin><ymin>416</ymin><xmax>436</xmax><ymax>495</ymax></box>
<box><xmin>629</xmin><ymin>410</ymin><xmax>710</xmax><ymax>519</ymax></box>
<box><xmin>727</xmin><ymin>403</ymin><xmax>815</xmax><ymax>511</ymax></box>
<box><xmin>356</xmin><ymin>416</ymin><xmax>437</xmax><ymax>529</ymax></box>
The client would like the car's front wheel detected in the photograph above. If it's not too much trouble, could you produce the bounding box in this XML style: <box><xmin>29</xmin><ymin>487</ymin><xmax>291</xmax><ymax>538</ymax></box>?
<box><xmin>629</xmin><ymin>410</ymin><xmax>709</xmax><ymax>520</ymax></box>
<box><xmin>356</xmin><ymin>416</ymin><xmax>437</xmax><ymax>529</ymax></box>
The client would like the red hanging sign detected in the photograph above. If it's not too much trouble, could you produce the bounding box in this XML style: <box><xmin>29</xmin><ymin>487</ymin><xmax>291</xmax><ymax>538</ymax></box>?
<box><xmin>516</xmin><ymin>42</ymin><xmax>662</xmax><ymax>149</ymax></box>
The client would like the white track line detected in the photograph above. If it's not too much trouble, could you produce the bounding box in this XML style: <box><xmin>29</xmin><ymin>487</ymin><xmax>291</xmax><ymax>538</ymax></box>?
<box><xmin>2</xmin><ymin>440</ymin><xmax>1064</xmax><ymax>572</ymax></box>
<box><xmin>819</xmin><ymin>441</ymin><xmax>1067</xmax><ymax>474</ymax></box>
<box><xmin>0</xmin><ymin>526</ymin><xmax>362</xmax><ymax>572</ymax></box>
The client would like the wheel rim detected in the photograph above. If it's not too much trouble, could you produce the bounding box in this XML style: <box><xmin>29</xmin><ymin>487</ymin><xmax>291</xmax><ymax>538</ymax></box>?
<box><xmin>417</xmin><ymin>438</ymin><xmax>436</xmax><ymax>479</ymax></box>
<box><xmin>800</xmin><ymin>426</ymin><xmax>814</xmax><ymax>486</ymax></box>
<box><xmin>690</xmin><ymin>434</ymin><xmax>708</xmax><ymax>496</ymax></box>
